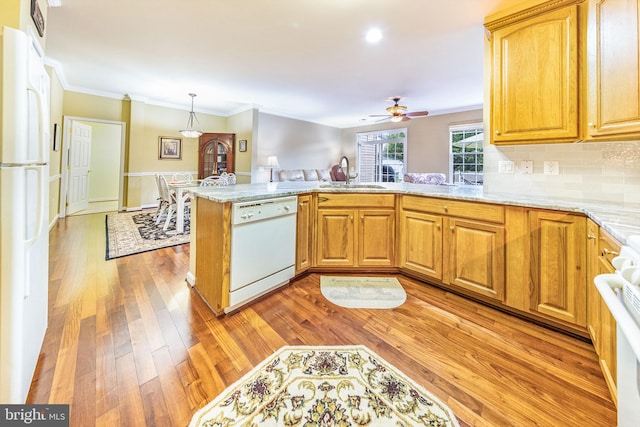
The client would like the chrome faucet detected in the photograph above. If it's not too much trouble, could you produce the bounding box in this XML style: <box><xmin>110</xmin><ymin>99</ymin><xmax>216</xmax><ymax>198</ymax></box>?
<box><xmin>339</xmin><ymin>156</ymin><xmax>351</xmax><ymax>184</ymax></box>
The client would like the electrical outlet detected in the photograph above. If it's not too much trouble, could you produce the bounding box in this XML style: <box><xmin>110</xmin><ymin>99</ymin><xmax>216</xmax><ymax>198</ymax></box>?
<box><xmin>544</xmin><ymin>161</ymin><xmax>559</xmax><ymax>175</ymax></box>
<box><xmin>498</xmin><ymin>160</ymin><xmax>514</xmax><ymax>174</ymax></box>
<box><xmin>520</xmin><ymin>160</ymin><xmax>533</xmax><ymax>174</ymax></box>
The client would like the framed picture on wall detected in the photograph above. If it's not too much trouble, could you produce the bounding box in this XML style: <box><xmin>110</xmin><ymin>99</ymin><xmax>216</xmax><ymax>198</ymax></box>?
<box><xmin>159</xmin><ymin>137</ymin><xmax>182</xmax><ymax>160</ymax></box>
<box><xmin>239</xmin><ymin>139</ymin><xmax>247</xmax><ymax>152</ymax></box>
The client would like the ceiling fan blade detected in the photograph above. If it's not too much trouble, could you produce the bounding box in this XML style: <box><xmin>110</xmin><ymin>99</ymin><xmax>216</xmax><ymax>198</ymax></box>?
<box><xmin>369</xmin><ymin>114</ymin><xmax>391</xmax><ymax>117</ymax></box>
<box><xmin>401</xmin><ymin>116</ymin><xmax>411</xmax><ymax>122</ymax></box>
<box><xmin>405</xmin><ymin>111</ymin><xmax>429</xmax><ymax>117</ymax></box>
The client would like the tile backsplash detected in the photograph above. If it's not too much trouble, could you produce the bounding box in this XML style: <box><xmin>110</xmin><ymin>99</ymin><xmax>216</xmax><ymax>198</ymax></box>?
<box><xmin>483</xmin><ymin>141</ymin><xmax>640</xmax><ymax>206</ymax></box>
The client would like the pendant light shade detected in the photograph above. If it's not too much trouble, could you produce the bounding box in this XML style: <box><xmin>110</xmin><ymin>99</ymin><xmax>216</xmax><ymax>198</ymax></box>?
<box><xmin>180</xmin><ymin>93</ymin><xmax>203</xmax><ymax>138</ymax></box>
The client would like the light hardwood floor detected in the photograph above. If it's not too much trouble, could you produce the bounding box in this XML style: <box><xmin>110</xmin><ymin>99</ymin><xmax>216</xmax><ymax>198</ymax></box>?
<box><xmin>27</xmin><ymin>212</ymin><xmax>617</xmax><ymax>426</ymax></box>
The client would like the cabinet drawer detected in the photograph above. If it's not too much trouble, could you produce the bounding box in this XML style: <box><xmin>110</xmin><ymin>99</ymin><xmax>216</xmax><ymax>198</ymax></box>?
<box><xmin>402</xmin><ymin>195</ymin><xmax>504</xmax><ymax>223</ymax></box>
<box><xmin>316</xmin><ymin>193</ymin><xmax>395</xmax><ymax>208</ymax></box>
<box><xmin>599</xmin><ymin>228</ymin><xmax>622</xmax><ymax>267</ymax></box>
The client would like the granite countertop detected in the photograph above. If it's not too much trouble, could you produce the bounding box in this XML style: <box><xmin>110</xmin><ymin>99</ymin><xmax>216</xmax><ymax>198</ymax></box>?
<box><xmin>190</xmin><ymin>182</ymin><xmax>640</xmax><ymax>246</ymax></box>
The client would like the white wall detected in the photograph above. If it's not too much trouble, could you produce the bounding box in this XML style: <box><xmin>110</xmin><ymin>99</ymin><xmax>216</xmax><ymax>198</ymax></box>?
<box><xmin>256</xmin><ymin>112</ymin><xmax>342</xmax><ymax>182</ymax></box>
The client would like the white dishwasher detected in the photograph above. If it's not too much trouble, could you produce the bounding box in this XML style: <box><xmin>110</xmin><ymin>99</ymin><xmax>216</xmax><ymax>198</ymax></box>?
<box><xmin>227</xmin><ymin>196</ymin><xmax>297</xmax><ymax>312</ymax></box>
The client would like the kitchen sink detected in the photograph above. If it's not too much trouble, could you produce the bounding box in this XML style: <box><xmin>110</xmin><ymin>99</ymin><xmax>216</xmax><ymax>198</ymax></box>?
<box><xmin>319</xmin><ymin>184</ymin><xmax>386</xmax><ymax>189</ymax></box>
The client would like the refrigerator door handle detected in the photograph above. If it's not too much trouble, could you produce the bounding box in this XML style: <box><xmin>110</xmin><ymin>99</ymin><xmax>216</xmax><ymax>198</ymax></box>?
<box><xmin>26</xmin><ymin>84</ymin><xmax>47</xmax><ymax>164</ymax></box>
<box><xmin>23</xmin><ymin>166</ymin><xmax>45</xmax><ymax>298</ymax></box>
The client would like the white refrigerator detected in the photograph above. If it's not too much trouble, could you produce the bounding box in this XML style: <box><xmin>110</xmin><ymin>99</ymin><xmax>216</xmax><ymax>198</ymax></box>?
<box><xmin>0</xmin><ymin>26</ymin><xmax>51</xmax><ymax>403</ymax></box>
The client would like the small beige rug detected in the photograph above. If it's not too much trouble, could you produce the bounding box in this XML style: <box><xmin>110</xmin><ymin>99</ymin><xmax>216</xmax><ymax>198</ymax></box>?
<box><xmin>320</xmin><ymin>276</ymin><xmax>407</xmax><ymax>309</ymax></box>
<box><xmin>189</xmin><ymin>345</ymin><xmax>459</xmax><ymax>427</ymax></box>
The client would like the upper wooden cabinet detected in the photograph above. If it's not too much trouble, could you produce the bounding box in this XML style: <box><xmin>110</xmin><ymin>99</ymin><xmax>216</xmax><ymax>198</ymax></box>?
<box><xmin>586</xmin><ymin>0</ymin><xmax>640</xmax><ymax>140</ymax></box>
<box><xmin>486</xmin><ymin>0</ymin><xmax>640</xmax><ymax>143</ymax></box>
<box><xmin>198</xmin><ymin>133</ymin><xmax>235</xmax><ymax>179</ymax></box>
<box><xmin>486</xmin><ymin>1</ymin><xmax>581</xmax><ymax>144</ymax></box>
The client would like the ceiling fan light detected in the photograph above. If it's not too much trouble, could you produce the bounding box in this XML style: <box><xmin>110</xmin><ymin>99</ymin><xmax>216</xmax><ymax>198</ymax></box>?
<box><xmin>180</xmin><ymin>93</ymin><xmax>204</xmax><ymax>138</ymax></box>
<box><xmin>390</xmin><ymin>115</ymin><xmax>403</xmax><ymax>123</ymax></box>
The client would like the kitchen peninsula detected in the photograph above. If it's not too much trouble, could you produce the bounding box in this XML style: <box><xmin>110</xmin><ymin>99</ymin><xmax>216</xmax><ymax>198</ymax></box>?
<box><xmin>189</xmin><ymin>182</ymin><xmax>639</xmax><ymax>318</ymax></box>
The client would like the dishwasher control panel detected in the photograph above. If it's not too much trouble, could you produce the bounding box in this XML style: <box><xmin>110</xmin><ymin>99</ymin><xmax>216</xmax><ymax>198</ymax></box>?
<box><xmin>231</xmin><ymin>196</ymin><xmax>298</xmax><ymax>224</ymax></box>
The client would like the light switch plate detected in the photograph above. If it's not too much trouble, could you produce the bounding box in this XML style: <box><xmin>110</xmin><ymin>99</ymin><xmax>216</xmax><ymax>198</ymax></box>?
<box><xmin>544</xmin><ymin>161</ymin><xmax>559</xmax><ymax>175</ymax></box>
<box><xmin>498</xmin><ymin>160</ymin><xmax>514</xmax><ymax>174</ymax></box>
<box><xmin>520</xmin><ymin>160</ymin><xmax>533</xmax><ymax>174</ymax></box>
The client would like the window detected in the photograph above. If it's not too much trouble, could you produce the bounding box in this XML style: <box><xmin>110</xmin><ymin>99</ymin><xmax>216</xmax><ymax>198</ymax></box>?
<box><xmin>450</xmin><ymin>123</ymin><xmax>483</xmax><ymax>185</ymax></box>
<box><xmin>357</xmin><ymin>129</ymin><xmax>407</xmax><ymax>183</ymax></box>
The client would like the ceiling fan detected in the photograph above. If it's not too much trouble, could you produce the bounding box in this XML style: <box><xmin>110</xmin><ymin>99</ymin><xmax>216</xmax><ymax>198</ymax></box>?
<box><xmin>369</xmin><ymin>97</ymin><xmax>429</xmax><ymax>122</ymax></box>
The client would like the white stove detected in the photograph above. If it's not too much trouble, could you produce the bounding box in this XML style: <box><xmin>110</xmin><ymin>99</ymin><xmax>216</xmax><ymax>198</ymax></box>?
<box><xmin>595</xmin><ymin>235</ymin><xmax>640</xmax><ymax>427</ymax></box>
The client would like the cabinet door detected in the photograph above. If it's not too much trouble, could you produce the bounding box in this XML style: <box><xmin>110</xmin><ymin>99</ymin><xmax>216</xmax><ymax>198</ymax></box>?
<box><xmin>529</xmin><ymin>211</ymin><xmax>586</xmax><ymax>326</ymax></box>
<box><xmin>316</xmin><ymin>209</ymin><xmax>355</xmax><ymax>266</ymax></box>
<box><xmin>598</xmin><ymin>257</ymin><xmax>618</xmax><ymax>405</ymax></box>
<box><xmin>358</xmin><ymin>209</ymin><xmax>395</xmax><ymax>267</ymax></box>
<box><xmin>399</xmin><ymin>209</ymin><xmax>443</xmax><ymax>280</ymax></box>
<box><xmin>597</xmin><ymin>229</ymin><xmax>620</xmax><ymax>404</ymax></box>
<box><xmin>586</xmin><ymin>219</ymin><xmax>600</xmax><ymax>350</ymax></box>
<box><xmin>587</xmin><ymin>0</ymin><xmax>640</xmax><ymax>139</ymax></box>
<box><xmin>490</xmin><ymin>5</ymin><xmax>579</xmax><ymax>144</ymax></box>
<box><xmin>446</xmin><ymin>218</ymin><xmax>506</xmax><ymax>302</ymax></box>
<box><xmin>295</xmin><ymin>195</ymin><xmax>312</xmax><ymax>274</ymax></box>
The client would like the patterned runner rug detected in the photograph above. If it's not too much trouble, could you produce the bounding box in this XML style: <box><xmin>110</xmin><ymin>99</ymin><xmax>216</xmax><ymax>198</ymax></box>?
<box><xmin>320</xmin><ymin>276</ymin><xmax>407</xmax><ymax>309</ymax></box>
<box><xmin>189</xmin><ymin>345</ymin><xmax>459</xmax><ymax>427</ymax></box>
<box><xmin>105</xmin><ymin>209</ymin><xmax>190</xmax><ymax>259</ymax></box>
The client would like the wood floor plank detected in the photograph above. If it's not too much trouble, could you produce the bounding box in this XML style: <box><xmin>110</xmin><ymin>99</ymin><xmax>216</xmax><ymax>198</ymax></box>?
<box><xmin>26</xmin><ymin>213</ymin><xmax>616</xmax><ymax>426</ymax></box>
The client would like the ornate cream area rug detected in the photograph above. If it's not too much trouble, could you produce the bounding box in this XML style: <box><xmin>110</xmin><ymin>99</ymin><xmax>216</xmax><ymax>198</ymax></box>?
<box><xmin>320</xmin><ymin>276</ymin><xmax>407</xmax><ymax>309</ymax></box>
<box><xmin>189</xmin><ymin>345</ymin><xmax>459</xmax><ymax>427</ymax></box>
<box><xmin>105</xmin><ymin>209</ymin><xmax>189</xmax><ymax>259</ymax></box>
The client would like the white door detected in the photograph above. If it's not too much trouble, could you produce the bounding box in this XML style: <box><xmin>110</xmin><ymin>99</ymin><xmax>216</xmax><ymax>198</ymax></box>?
<box><xmin>67</xmin><ymin>121</ymin><xmax>92</xmax><ymax>215</ymax></box>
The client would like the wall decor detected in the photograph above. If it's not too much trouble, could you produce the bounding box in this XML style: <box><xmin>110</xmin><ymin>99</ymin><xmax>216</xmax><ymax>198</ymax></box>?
<box><xmin>52</xmin><ymin>123</ymin><xmax>60</xmax><ymax>151</ymax></box>
<box><xmin>30</xmin><ymin>0</ymin><xmax>45</xmax><ymax>37</ymax></box>
<box><xmin>159</xmin><ymin>137</ymin><xmax>182</xmax><ymax>160</ymax></box>
<box><xmin>239</xmin><ymin>139</ymin><xmax>247</xmax><ymax>152</ymax></box>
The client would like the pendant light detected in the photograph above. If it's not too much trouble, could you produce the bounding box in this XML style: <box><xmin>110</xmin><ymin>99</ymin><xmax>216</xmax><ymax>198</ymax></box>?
<box><xmin>180</xmin><ymin>93</ymin><xmax>203</xmax><ymax>138</ymax></box>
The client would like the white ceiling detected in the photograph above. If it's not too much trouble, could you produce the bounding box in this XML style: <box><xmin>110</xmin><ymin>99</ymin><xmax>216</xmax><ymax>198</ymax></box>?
<box><xmin>45</xmin><ymin>0</ymin><xmax>521</xmax><ymax>128</ymax></box>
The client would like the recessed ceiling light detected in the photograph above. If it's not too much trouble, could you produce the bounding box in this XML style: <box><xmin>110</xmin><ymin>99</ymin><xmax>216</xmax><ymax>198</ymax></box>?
<box><xmin>365</xmin><ymin>28</ymin><xmax>383</xmax><ymax>44</ymax></box>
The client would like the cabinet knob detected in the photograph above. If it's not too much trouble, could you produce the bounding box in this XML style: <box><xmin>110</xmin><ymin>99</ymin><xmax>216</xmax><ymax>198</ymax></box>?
<box><xmin>443</xmin><ymin>206</ymin><xmax>448</xmax><ymax>212</ymax></box>
<box><xmin>495</xmin><ymin>130</ymin><xmax>501</xmax><ymax>135</ymax></box>
<box><xmin>450</xmin><ymin>226</ymin><xmax>455</xmax><ymax>231</ymax></box>
<box><xmin>588</xmin><ymin>122</ymin><xmax>595</xmax><ymax>128</ymax></box>
<box><xmin>350</xmin><ymin>216</ymin><xmax>354</xmax><ymax>221</ymax></box>
<box><xmin>603</xmin><ymin>248</ymin><xmax>619</xmax><ymax>256</ymax></box>
<box><xmin>587</xmin><ymin>234</ymin><xmax>597</xmax><ymax>240</ymax></box>
<box><xmin>436</xmin><ymin>224</ymin><xmax>441</xmax><ymax>230</ymax></box>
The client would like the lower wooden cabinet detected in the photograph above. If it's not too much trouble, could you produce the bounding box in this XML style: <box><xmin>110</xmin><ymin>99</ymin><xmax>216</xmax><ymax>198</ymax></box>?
<box><xmin>295</xmin><ymin>194</ymin><xmax>312</xmax><ymax>274</ymax></box>
<box><xmin>398</xmin><ymin>209</ymin><xmax>443</xmax><ymax>280</ymax></box>
<box><xmin>446</xmin><ymin>218</ymin><xmax>505</xmax><ymax>301</ymax></box>
<box><xmin>528</xmin><ymin>210</ymin><xmax>587</xmax><ymax>326</ymax></box>
<box><xmin>399</xmin><ymin>196</ymin><xmax>506</xmax><ymax>302</ymax></box>
<box><xmin>358</xmin><ymin>209</ymin><xmax>395</xmax><ymax>267</ymax></box>
<box><xmin>586</xmin><ymin>219</ymin><xmax>618</xmax><ymax>405</ymax></box>
<box><xmin>315</xmin><ymin>193</ymin><xmax>395</xmax><ymax>268</ymax></box>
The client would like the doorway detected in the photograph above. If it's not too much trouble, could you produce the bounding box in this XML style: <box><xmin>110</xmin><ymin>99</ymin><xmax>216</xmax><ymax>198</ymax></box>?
<box><xmin>59</xmin><ymin>116</ymin><xmax>126</xmax><ymax>217</ymax></box>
